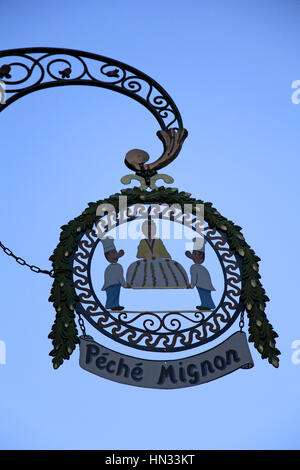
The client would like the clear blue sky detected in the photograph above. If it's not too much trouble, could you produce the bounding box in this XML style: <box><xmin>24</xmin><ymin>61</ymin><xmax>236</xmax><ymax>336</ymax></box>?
<box><xmin>1</xmin><ymin>0</ymin><xmax>300</xmax><ymax>450</ymax></box>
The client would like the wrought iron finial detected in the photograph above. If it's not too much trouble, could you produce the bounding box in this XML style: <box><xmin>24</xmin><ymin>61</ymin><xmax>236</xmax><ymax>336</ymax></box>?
<box><xmin>124</xmin><ymin>128</ymin><xmax>188</xmax><ymax>185</ymax></box>
<box><xmin>120</xmin><ymin>173</ymin><xmax>175</xmax><ymax>190</ymax></box>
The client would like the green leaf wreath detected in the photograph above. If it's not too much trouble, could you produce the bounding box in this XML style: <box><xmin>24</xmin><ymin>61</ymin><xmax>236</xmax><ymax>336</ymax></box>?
<box><xmin>48</xmin><ymin>186</ymin><xmax>280</xmax><ymax>370</ymax></box>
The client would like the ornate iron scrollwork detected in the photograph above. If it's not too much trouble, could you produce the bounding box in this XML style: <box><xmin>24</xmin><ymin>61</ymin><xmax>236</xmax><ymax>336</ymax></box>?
<box><xmin>0</xmin><ymin>47</ymin><xmax>183</xmax><ymax>131</ymax></box>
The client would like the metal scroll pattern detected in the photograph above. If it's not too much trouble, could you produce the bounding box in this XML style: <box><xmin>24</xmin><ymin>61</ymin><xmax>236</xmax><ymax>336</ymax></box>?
<box><xmin>72</xmin><ymin>208</ymin><xmax>242</xmax><ymax>352</ymax></box>
<box><xmin>0</xmin><ymin>47</ymin><xmax>182</xmax><ymax>130</ymax></box>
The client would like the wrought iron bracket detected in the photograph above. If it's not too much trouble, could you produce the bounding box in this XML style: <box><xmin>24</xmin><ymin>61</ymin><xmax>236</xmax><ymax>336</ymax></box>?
<box><xmin>0</xmin><ymin>47</ymin><xmax>183</xmax><ymax>131</ymax></box>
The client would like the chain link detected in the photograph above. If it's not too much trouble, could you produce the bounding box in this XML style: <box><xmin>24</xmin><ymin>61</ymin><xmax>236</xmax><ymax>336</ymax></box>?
<box><xmin>239</xmin><ymin>310</ymin><xmax>245</xmax><ymax>331</ymax></box>
<box><xmin>77</xmin><ymin>310</ymin><xmax>87</xmax><ymax>336</ymax></box>
<box><xmin>0</xmin><ymin>241</ymin><xmax>54</xmax><ymax>278</ymax></box>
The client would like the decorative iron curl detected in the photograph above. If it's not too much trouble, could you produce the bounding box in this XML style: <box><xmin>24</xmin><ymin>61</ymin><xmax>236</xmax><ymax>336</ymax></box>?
<box><xmin>116</xmin><ymin>311</ymin><xmax>207</xmax><ymax>333</ymax></box>
<box><xmin>0</xmin><ymin>47</ymin><xmax>183</xmax><ymax>130</ymax></box>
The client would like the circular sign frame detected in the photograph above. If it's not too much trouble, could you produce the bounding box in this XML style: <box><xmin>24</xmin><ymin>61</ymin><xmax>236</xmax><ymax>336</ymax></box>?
<box><xmin>72</xmin><ymin>203</ymin><xmax>243</xmax><ymax>353</ymax></box>
<box><xmin>48</xmin><ymin>186</ymin><xmax>279</xmax><ymax>370</ymax></box>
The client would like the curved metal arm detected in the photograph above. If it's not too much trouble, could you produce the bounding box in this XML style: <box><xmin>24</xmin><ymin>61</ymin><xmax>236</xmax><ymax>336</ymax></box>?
<box><xmin>124</xmin><ymin>128</ymin><xmax>188</xmax><ymax>181</ymax></box>
<box><xmin>0</xmin><ymin>47</ymin><xmax>183</xmax><ymax>131</ymax></box>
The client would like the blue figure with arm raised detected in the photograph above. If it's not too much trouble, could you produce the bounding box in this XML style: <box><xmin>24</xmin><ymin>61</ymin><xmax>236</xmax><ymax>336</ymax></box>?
<box><xmin>185</xmin><ymin>237</ymin><xmax>216</xmax><ymax>311</ymax></box>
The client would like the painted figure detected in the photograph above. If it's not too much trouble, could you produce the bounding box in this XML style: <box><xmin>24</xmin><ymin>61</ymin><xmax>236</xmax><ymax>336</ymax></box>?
<box><xmin>185</xmin><ymin>238</ymin><xmax>216</xmax><ymax>311</ymax></box>
<box><xmin>126</xmin><ymin>220</ymin><xmax>189</xmax><ymax>289</ymax></box>
<box><xmin>136</xmin><ymin>220</ymin><xmax>171</xmax><ymax>259</ymax></box>
<box><xmin>101</xmin><ymin>237</ymin><xmax>129</xmax><ymax>311</ymax></box>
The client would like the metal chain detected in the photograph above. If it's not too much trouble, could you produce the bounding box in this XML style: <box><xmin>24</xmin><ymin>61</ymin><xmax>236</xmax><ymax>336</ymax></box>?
<box><xmin>0</xmin><ymin>241</ymin><xmax>88</xmax><ymax>335</ymax></box>
<box><xmin>239</xmin><ymin>310</ymin><xmax>245</xmax><ymax>331</ymax></box>
<box><xmin>77</xmin><ymin>310</ymin><xmax>87</xmax><ymax>337</ymax></box>
<box><xmin>0</xmin><ymin>241</ymin><xmax>54</xmax><ymax>278</ymax></box>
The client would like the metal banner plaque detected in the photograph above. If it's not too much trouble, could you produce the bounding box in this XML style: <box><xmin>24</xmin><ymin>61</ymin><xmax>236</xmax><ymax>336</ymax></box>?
<box><xmin>79</xmin><ymin>331</ymin><xmax>254</xmax><ymax>388</ymax></box>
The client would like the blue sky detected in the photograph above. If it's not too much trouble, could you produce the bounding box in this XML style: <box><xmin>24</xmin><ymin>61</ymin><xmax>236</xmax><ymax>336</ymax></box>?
<box><xmin>1</xmin><ymin>0</ymin><xmax>300</xmax><ymax>450</ymax></box>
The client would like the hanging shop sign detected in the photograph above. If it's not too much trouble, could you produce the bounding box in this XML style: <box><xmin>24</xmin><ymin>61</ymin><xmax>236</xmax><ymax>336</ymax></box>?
<box><xmin>0</xmin><ymin>47</ymin><xmax>280</xmax><ymax>388</ymax></box>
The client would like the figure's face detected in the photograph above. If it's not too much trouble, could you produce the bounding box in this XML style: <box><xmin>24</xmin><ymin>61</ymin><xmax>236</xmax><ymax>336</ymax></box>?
<box><xmin>192</xmin><ymin>251</ymin><xmax>204</xmax><ymax>264</ymax></box>
<box><xmin>142</xmin><ymin>220</ymin><xmax>156</xmax><ymax>239</ymax></box>
<box><xmin>185</xmin><ymin>250</ymin><xmax>205</xmax><ymax>264</ymax></box>
<box><xmin>105</xmin><ymin>249</ymin><xmax>124</xmax><ymax>263</ymax></box>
